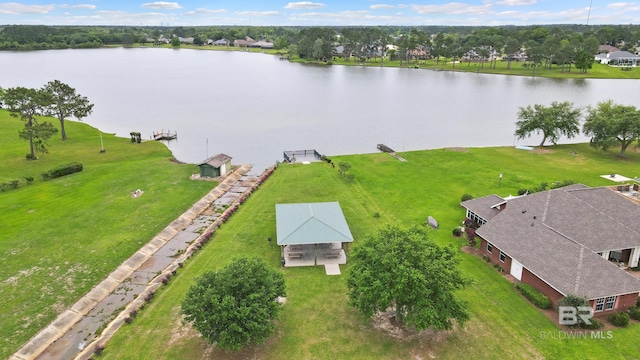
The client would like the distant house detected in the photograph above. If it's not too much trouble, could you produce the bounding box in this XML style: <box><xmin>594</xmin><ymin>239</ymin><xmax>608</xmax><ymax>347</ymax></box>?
<box><xmin>178</xmin><ymin>37</ymin><xmax>195</xmax><ymax>44</ymax></box>
<box><xmin>157</xmin><ymin>35</ymin><xmax>171</xmax><ymax>44</ymax></box>
<box><xmin>234</xmin><ymin>36</ymin><xmax>256</xmax><ymax>48</ymax></box>
<box><xmin>197</xmin><ymin>153</ymin><xmax>232</xmax><ymax>178</ymax></box>
<box><xmin>212</xmin><ymin>39</ymin><xmax>229</xmax><ymax>46</ymax></box>
<box><xmin>461</xmin><ymin>184</ymin><xmax>640</xmax><ymax>313</ymax></box>
<box><xmin>598</xmin><ymin>44</ymin><xmax>620</xmax><ymax>53</ymax></box>
<box><xmin>248</xmin><ymin>40</ymin><xmax>274</xmax><ymax>49</ymax></box>
<box><xmin>595</xmin><ymin>51</ymin><xmax>640</xmax><ymax>66</ymax></box>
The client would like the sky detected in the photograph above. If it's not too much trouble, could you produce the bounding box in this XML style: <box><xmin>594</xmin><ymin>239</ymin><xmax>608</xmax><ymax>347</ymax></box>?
<box><xmin>0</xmin><ymin>1</ymin><xmax>638</xmax><ymax>27</ymax></box>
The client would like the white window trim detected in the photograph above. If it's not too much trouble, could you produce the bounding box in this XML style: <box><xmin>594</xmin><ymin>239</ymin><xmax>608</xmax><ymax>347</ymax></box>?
<box><xmin>499</xmin><ymin>251</ymin><xmax>506</xmax><ymax>263</ymax></box>
<box><xmin>487</xmin><ymin>242</ymin><xmax>493</xmax><ymax>253</ymax></box>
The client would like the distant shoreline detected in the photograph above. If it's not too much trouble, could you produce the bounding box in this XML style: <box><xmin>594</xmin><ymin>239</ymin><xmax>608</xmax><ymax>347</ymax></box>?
<box><xmin>157</xmin><ymin>44</ymin><xmax>639</xmax><ymax>80</ymax></box>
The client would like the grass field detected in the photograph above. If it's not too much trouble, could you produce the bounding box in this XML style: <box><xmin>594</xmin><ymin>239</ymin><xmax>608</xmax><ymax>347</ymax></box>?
<box><xmin>100</xmin><ymin>143</ymin><xmax>640</xmax><ymax>359</ymax></box>
<box><xmin>0</xmin><ymin>111</ymin><xmax>215</xmax><ymax>359</ymax></box>
<box><xmin>327</xmin><ymin>57</ymin><xmax>640</xmax><ymax>79</ymax></box>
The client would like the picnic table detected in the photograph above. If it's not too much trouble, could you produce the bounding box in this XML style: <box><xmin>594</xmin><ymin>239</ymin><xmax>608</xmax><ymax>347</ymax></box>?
<box><xmin>288</xmin><ymin>251</ymin><xmax>304</xmax><ymax>259</ymax></box>
<box><xmin>324</xmin><ymin>250</ymin><xmax>341</xmax><ymax>258</ymax></box>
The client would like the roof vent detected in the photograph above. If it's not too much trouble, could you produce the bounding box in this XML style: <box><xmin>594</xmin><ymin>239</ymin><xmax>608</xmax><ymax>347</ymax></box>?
<box><xmin>533</xmin><ymin>215</ymin><xmax>537</xmax><ymax>220</ymax></box>
<box><xmin>522</xmin><ymin>210</ymin><xmax>526</xmax><ymax>214</ymax></box>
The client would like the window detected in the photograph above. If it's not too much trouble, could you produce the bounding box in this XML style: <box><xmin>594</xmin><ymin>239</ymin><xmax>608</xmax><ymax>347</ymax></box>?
<box><xmin>605</xmin><ymin>296</ymin><xmax>616</xmax><ymax>311</ymax></box>
<box><xmin>487</xmin><ymin>242</ymin><xmax>493</xmax><ymax>253</ymax></box>
<box><xmin>499</xmin><ymin>251</ymin><xmax>506</xmax><ymax>262</ymax></box>
<box><xmin>595</xmin><ymin>298</ymin><xmax>605</xmax><ymax>312</ymax></box>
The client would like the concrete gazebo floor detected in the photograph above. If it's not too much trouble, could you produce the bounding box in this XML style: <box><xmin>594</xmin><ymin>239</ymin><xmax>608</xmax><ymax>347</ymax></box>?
<box><xmin>283</xmin><ymin>242</ymin><xmax>346</xmax><ymax>267</ymax></box>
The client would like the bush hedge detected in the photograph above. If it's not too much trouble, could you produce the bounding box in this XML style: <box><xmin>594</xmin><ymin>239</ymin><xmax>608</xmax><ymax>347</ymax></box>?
<box><xmin>42</xmin><ymin>162</ymin><xmax>83</xmax><ymax>180</ymax></box>
<box><xmin>609</xmin><ymin>311</ymin><xmax>629</xmax><ymax>327</ymax></box>
<box><xmin>580</xmin><ymin>318</ymin><xmax>604</xmax><ymax>329</ymax></box>
<box><xmin>515</xmin><ymin>283</ymin><xmax>551</xmax><ymax>309</ymax></box>
<box><xmin>628</xmin><ymin>306</ymin><xmax>640</xmax><ymax>321</ymax></box>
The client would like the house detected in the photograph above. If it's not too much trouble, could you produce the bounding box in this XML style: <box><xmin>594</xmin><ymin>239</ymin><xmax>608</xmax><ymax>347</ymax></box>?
<box><xmin>594</xmin><ymin>51</ymin><xmax>640</xmax><ymax>66</ymax></box>
<box><xmin>248</xmin><ymin>40</ymin><xmax>274</xmax><ymax>49</ymax></box>
<box><xmin>598</xmin><ymin>44</ymin><xmax>620</xmax><ymax>53</ymax></box>
<box><xmin>211</xmin><ymin>39</ymin><xmax>229</xmax><ymax>46</ymax></box>
<box><xmin>197</xmin><ymin>153</ymin><xmax>232</xmax><ymax>178</ymax></box>
<box><xmin>461</xmin><ymin>184</ymin><xmax>640</xmax><ymax>314</ymax></box>
<box><xmin>276</xmin><ymin>202</ymin><xmax>354</xmax><ymax>267</ymax></box>
<box><xmin>178</xmin><ymin>37</ymin><xmax>195</xmax><ymax>44</ymax></box>
<box><xmin>234</xmin><ymin>36</ymin><xmax>256</xmax><ymax>48</ymax></box>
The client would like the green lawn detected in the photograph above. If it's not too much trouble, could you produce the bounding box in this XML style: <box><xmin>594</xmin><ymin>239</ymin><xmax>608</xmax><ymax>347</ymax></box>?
<box><xmin>102</xmin><ymin>144</ymin><xmax>640</xmax><ymax>359</ymax></box>
<box><xmin>0</xmin><ymin>110</ymin><xmax>215</xmax><ymax>359</ymax></box>
<box><xmin>299</xmin><ymin>56</ymin><xmax>640</xmax><ymax>79</ymax></box>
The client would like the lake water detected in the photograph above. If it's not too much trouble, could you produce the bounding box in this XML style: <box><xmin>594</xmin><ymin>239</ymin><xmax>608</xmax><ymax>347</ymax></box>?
<box><xmin>1</xmin><ymin>48</ymin><xmax>638</xmax><ymax>169</ymax></box>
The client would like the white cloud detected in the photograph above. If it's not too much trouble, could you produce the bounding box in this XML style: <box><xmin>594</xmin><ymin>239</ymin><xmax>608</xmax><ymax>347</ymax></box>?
<box><xmin>72</xmin><ymin>4</ymin><xmax>97</xmax><ymax>10</ymax></box>
<box><xmin>284</xmin><ymin>2</ymin><xmax>326</xmax><ymax>10</ymax></box>
<box><xmin>496</xmin><ymin>0</ymin><xmax>537</xmax><ymax>6</ymax></box>
<box><xmin>141</xmin><ymin>2</ymin><xmax>182</xmax><ymax>10</ymax></box>
<box><xmin>0</xmin><ymin>3</ymin><xmax>55</xmax><ymax>15</ymax></box>
<box><xmin>371</xmin><ymin>4</ymin><xmax>395</xmax><ymax>10</ymax></box>
<box><xmin>411</xmin><ymin>3</ymin><xmax>493</xmax><ymax>15</ymax></box>
<box><xmin>237</xmin><ymin>11</ymin><xmax>281</xmax><ymax>16</ymax></box>
<box><xmin>607</xmin><ymin>2</ymin><xmax>640</xmax><ymax>11</ymax></box>
<box><xmin>184</xmin><ymin>8</ymin><xmax>227</xmax><ymax>16</ymax></box>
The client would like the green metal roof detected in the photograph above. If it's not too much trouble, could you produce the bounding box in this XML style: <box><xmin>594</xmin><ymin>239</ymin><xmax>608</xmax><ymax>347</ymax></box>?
<box><xmin>276</xmin><ymin>202</ymin><xmax>354</xmax><ymax>245</ymax></box>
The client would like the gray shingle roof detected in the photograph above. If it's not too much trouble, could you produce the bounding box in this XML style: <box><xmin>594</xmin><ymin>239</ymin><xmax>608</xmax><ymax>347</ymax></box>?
<box><xmin>475</xmin><ymin>185</ymin><xmax>640</xmax><ymax>299</ymax></box>
<box><xmin>461</xmin><ymin>194</ymin><xmax>506</xmax><ymax>222</ymax></box>
<box><xmin>198</xmin><ymin>153</ymin><xmax>232</xmax><ymax>168</ymax></box>
<box><xmin>276</xmin><ymin>202</ymin><xmax>354</xmax><ymax>245</ymax></box>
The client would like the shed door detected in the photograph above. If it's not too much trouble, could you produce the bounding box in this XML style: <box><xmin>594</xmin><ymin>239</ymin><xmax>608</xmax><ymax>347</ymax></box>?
<box><xmin>510</xmin><ymin>259</ymin><xmax>523</xmax><ymax>281</ymax></box>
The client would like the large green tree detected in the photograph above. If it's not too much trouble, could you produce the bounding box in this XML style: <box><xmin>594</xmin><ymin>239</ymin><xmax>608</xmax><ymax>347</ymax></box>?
<box><xmin>1</xmin><ymin>86</ymin><xmax>57</xmax><ymax>159</ymax></box>
<box><xmin>43</xmin><ymin>80</ymin><xmax>94</xmax><ymax>140</ymax></box>
<box><xmin>573</xmin><ymin>49</ymin><xmax>593</xmax><ymax>73</ymax></box>
<box><xmin>583</xmin><ymin>100</ymin><xmax>640</xmax><ymax>156</ymax></box>
<box><xmin>347</xmin><ymin>225</ymin><xmax>470</xmax><ymax>331</ymax></box>
<box><xmin>182</xmin><ymin>257</ymin><xmax>286</xmax><ymax>351</ymax></box>
<box><xmin>515</xmin><ymin>101</ymin><xmax>582</xmax><ymax>147</ymax></box>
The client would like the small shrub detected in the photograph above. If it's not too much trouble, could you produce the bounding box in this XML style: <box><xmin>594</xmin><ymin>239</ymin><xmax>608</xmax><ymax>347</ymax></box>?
<box><xmin>628</xmin><ymin>306</ymin><xmax>640</xmax><ymax>321</ymax></box>
<box><xmin>609</xmin><ymin>311</ymin><xmax>629</xmax><ymax>327</ymax></box>
<box><xmin>93</xmin><ymin>344</ymin><xmax>105</xmax><ymax>355</ymax></box>
<box><xmin>482</xmin><ymin>255</ymin><xmax>490</xmax><ymax>262</ymax></box>
<box><xmin>551</xmin><ymin>180</ymin><xmax>575</xmax><ymax>189</ymax></box>
<box><xmin>516</xmin><ymin>283</ymin><xmax>551</xmax><ymax>309</ymax></box>
<box><xmin>373</xmin><ymin>212</ymin><xmax>380</xmax><ymax>218</ymax></box>
<box><xmin>461</xmin><ymin>194</ymin><xmax>474</xmax><ymax>202</ymax></box>
<box><xmin>517</xmin><ymin>188</ymin><xmax>529</xmax><ymax>196</ymax></box>
<box><xmin>580</xmin><ymin>318</ymin><xmax>604</xmax><ymax>329</ymax></box>
<box><xmin>452</xmin><ymin>227</ymin><xmax>462</xmax><ymax>237</ymax></box>
<box><xmin>25</xmin><ymin>153</ymin><xmax>37</xmax><ymax>160</ymax></box>
<box><xmin>10</xmin><ymin>180</ymin><xmax>19</xmax><ymax>189</ymax></box>
<box><xmin>24</xmin><ymin>176</ymin><xmax>34</xmax><ymax>184</ymax></box>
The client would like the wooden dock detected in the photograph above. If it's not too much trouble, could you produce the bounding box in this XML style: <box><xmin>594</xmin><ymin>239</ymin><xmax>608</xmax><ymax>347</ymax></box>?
<box><xmin>152</xmin><ymin>130</ymin><xmax>177</xmax><ymax>141</ymax></box>
<box><xmin>377</xmin><ymin>144</ymin><xmax>407</xmax><ymax>162</ymax></box>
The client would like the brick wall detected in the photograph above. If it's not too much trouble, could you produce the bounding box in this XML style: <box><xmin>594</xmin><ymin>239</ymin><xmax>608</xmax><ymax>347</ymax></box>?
<box><xmin>590</xmin><ymin>292</ymin><xmax>639</xmax><ymax>314</ymax></box>
<box><xmin>480</xmin><ymin>238</ymin><xmax>512</xmax><ymax>273</ymax></box>
<box><xmin>520</xmin><ymin>268</ymin><xmax>564</xmax><ymax>309</ymax></box>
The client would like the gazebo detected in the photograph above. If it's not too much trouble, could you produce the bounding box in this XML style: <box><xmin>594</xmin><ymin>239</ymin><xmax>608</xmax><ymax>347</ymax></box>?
<box><xmin>276</xmin><ymin>202</ymin><xmax>354</xmax><ymax>267</ymax></box>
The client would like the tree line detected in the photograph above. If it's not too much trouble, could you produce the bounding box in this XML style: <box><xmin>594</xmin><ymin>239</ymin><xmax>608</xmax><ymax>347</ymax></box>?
<box><xmin>1</xmin><ymin>25</ymin><xmax>639</xmax><ymax>64</ymax></box>
<box><xmin>515</xmin><ymin>100</ymin><xmax>640</xmax><ymax>156</ymax></box>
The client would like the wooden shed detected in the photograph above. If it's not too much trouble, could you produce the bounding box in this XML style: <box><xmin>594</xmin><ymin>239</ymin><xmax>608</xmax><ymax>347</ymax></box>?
<box><xmin>198</xmin><ymin>153</ymin><xmax>232</xmax><ymax>178</ymax></box>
